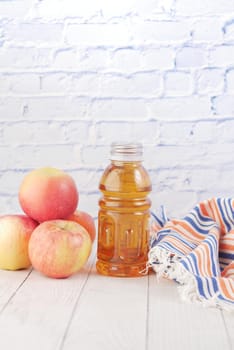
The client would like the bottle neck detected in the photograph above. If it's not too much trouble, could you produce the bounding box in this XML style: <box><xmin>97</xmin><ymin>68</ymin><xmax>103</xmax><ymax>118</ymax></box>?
<box><xmin>110</xmin><ymin>142</ymin><xmax>143</xmax><ymax>162</ymax></box>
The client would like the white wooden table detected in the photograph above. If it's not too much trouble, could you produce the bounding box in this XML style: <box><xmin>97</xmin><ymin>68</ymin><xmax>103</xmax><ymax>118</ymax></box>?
<box><xmin>0</xmin><ymin>247</ymin><xmax>233</xmax><ymax>350</ymax></box>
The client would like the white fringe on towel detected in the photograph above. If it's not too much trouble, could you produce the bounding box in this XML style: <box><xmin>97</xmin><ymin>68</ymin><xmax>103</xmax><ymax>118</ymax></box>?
<box><xmin>148</xmin><ymin>245</ymin><xmax>234</xmax><ymax>312</ymax></box>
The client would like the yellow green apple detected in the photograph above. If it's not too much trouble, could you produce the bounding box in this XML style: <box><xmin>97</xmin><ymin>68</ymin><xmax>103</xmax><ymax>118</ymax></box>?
<box><xmin>0</xmin><ymin>215</ymin><xmax>38</xmax><ymax>270</ymax></box>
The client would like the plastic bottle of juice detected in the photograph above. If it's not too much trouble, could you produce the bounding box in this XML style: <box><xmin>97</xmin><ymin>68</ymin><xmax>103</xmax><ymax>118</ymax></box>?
<box><xmin>96</xmin><ymin>143</ymin><xmax>152</xmax><ymax>277</ymax></box>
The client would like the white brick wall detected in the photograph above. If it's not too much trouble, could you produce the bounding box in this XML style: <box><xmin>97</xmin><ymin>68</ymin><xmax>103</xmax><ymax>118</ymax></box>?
<box><xmin>0</xmin><ymin>0</ymin><xmax>234</xmax><ymax>219</ymax></box>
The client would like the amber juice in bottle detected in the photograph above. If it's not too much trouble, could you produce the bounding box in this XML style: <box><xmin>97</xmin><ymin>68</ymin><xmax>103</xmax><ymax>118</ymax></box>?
<box><xmin>96</xmin><ymin>143</ymin><xmax>152</xmax><ymax>277</ymax></box>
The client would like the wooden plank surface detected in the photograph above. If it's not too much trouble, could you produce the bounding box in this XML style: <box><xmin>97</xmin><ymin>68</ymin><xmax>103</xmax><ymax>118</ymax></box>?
<box><xmin>0</xmin><ymin>258</ymin><xmax>233</xmax><ymax>350</ymax></box>
<box><xmin>222</xmin><ymin>310</ymin><xmax>234</xmax><ymax>349</ymax></box>
<box><xmin>148</xmin><ymin>274</ymin><xmax>232</xmax><ymax>350</ymax></box>
<box><xmin>0</xmin><ymin>269</ymin><xmax>32</xmax><ymax>312</ymax></box>
<box><xmin>0</xmin><ymin>253</ymin><xmax>95</xmax><ymax>350</ymax></box>
<box><xmin>61</xmin><ymin>264</ymin><xmax>149</xmax><ymax>350</ymax></box>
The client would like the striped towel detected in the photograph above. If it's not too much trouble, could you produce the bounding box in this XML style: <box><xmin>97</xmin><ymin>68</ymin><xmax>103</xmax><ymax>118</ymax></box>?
<box><xmin>148</xmin><ymin>198</ymin><xmax>234</xmax><ymax>311</ymax></box>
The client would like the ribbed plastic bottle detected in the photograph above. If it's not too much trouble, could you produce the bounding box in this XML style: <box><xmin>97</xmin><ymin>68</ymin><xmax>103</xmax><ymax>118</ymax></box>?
<box><xmin>96</xmin><ymin>143</ymin><xmax>152</xmax><ymax>277</ymax></box>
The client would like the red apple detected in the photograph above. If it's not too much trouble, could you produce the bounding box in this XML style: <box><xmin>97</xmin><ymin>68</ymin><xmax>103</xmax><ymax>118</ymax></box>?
<box><xmin>0</xmin><ymin>215</ymin><xmax>38</xmax><ymax>270</ymax></box>
<box><xmin>66</xmin><ymin>210</ymin><xmax>96</xmax><ymax>242</ymax></box>
<box><xmin>18</xmin><ymin>167</ymin><xmax>78</xmax><ymax>223</ymax></box>
<box><xmin>28</xmin><ymin>220</ymin><xmax>92</xmax><ymax>279</ymax></box>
